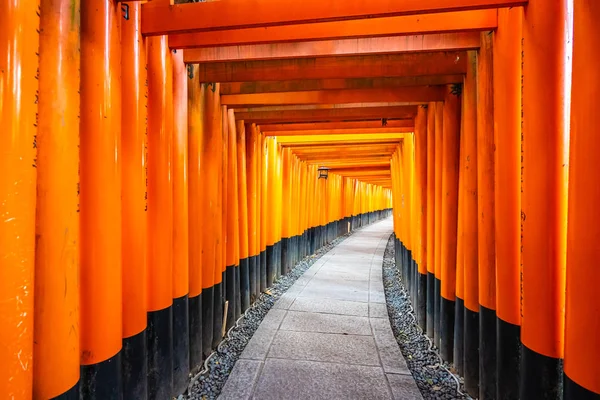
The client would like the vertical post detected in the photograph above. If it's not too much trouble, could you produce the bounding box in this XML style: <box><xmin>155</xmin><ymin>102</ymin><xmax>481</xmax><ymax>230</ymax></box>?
<box><xmin>564</xmin><ymin>1</ymin><xmax>599</xmax><ymax>398</ymax></box>
<box><xmin>440</xmin><ymin>84</ymin><xmax>461</xmax><ymax>363</ymax></box>
<box><xmin>415</xmin><ymin>106</ymin><xmax>428</xmax><ymax>330</ymax></box>
<box><xmin>282</xmin><ymin>148</ymin><xmax>292</xmax><ymax>274</ymax></box>
<box><xmin>521</xmin><ymin>0</ymin><xmax>568</xmax><ymax>398</ymax></box>
<box><xmin>266</xmin><ymin>137</ymin><xmax>277</xmax><ymax>286</ymax></box>
<box><xmin>80</xmin><ymin>1</ymin><xmax>123</xmax><ymax>398</ymax></box>
<box><xmin>426</xmin><ymin>103</ymin><xmax>437</xmax><ymax>339</ymax></box>
<box><xmin>147</xmin><ymin>34</ymin><xmax>173</xmax><ymax>400</ymax></box>
<box><xmin>120</xmin><ymin>2</ymin><xmax>148</xmax><ymax>397</ymax></box>
<box><xmin>260</xmin><ymin>131</ymin><xmax>268</xmax><ymax>291</ymax></box>
<box><xmin>493</xmin><ymin>8</ymin><xmax>523</xmax><ymax>400</ymax></box>
<box><xmin>34</xmin><ymin>0</ymin><xmax>79</xmax><ymax>398</ymax></box>
<box><xmin>172</xmin><ymin>49</ymin><xmax>190</xmax><ymax>396</ymax></box>
<box><xmin>214</xmin><ymin>104</ymin><xmax>226</xmax><ymax>349</ymax></box>
<box><xmin>0</xmin><ymin>1</ymin><xmax>39</xmax><ymax>397</ymax></box>
<box><xmin>463</xmin><ymin>50</ymin><xmax>480</xmax><ymax>398</ymax></box>
<box><xmin>188</xmin><ymin>67</ymin><xmax>204</xmax><ymax>369</ymax></box>
<box><xmin>477</xmin><ymin>31</ymin><xmax>497</xmax><ymax>400</ymax></box>
<box><xmin>245</xmin><ymin>123</ymin><xmax>259</xmax><ymax>301</ymax></box>
<box><xmin>237</xmin><ymin>121</ymin><xmax>251</xmax><ymax>311</ymax></box>
<box><xmin>434</xmin><ymin>101</ymin><xmax>444</xmax><ymax>348</ymax></box>
<box><xmin>225</xmin><ymin>109</ymin><xmax>240</xmax><ymax>330</ymax></box>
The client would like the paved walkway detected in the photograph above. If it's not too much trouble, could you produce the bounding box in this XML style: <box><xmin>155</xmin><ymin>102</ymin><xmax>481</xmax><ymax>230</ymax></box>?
<box><xmin>219</xmin><ymin>218</ymin><xmax>423</xmax><ymax>400</ymax></box>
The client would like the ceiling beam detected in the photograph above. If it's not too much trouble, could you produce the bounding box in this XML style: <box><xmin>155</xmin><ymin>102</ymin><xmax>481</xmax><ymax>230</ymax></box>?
<box><xmin>239</xmin><ymin>106</ymin><xmax>417</xmax><ymax>123</ymax></box>
<box><xmin>260</xmin><ymin>120</ymin><xmax>414</xmax><ymax>131</ymax></box>
<box><xmin>183</xmin><ymin>33</ymin><xmax>479</xmax><ymax>63</ymax></box>
<box><xmin>266</xmin><ymin>127</ymin><xmax>414</xmax><ymax>136</ymax></box>
<box><xmin>141</xmin><ymin>1</ymin><xmax>521</xmax><ymax>36</ymax></box>
<box><xmin>222</xmin><ymin>87</ymin><xmax>446</xmax><ymax>106</ymax></box>
<box><xmin>194</xmin><ymin>52</ymin><xmax>467</xmax><ymax>82</ymax></box>
<box><xmin>170</xmin><ymin>10</ymin><xmax>495</xmax><ymax>48</ymax></box>
<box><xmin>221</xmin><ymin>75</ymin><xmax>464</xmax><ymax>95</ymax></box>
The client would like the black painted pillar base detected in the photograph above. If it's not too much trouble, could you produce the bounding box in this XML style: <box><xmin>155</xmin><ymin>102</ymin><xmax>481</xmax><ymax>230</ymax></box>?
<box><xmin>479</xmin><ymin>305</ymin><xmax>497</xmax><ymax>400</ymax></box>
<box><xmin>212</xmin><ymin>278</ymin><xmax>224</xmax><ymax>349</ymax></box>
<box><xmin>417</xmin><ymin>272</ymin><xmax>427</xmax><ymax>330</ymax></box>
<box><xmin>259</xmin><ymin>249</ymin><xmax>267</xmax><ymax>292</ymax></box>
<box><xmin>464</xmin><ymin>307</ymin><xmax>480</xmax><ymax>398</ymax></box>
<box><xmin>440</xmin><ymin>297</ymin><xmax>455</xmax><ymax>363</ymax></box>
<box><xmin>266</xmin><ymin>244</ymin><xmax>275</xmax><ymax>287</ymax></box>
<box><xmin>434</xmin><ymin>277</ymin><xmax>441</xmax><ymax>348</ymax></box>
<box><xmin>189</xmin><ymin>294</ymin><xmax>202</xmax><ymax>372</ymax></box>
<box><xmin>122</xmin><ymin>330</ymin><xmax>147</xmax><ymax>400</ymax></box>
<box><xmin>426</xmin><ymin>272</ymin><xmax>435</xmax><ymax>338</ymax></box>
<box><xmin>172</xmin><ymin>295</ymin><xmax>189</xmax><ymax>397</ymax></box>
<box><xmin>201</xmin><ymin>287</ymin><xmax>214</xmax><ymax>358</ymax></box>
<box><xmin>225</xmin><ymin>265</ymin><xmax>237</xmax><ymax>331</ymax></box>
<box><xmin>81</xmin><ymin>351</ymin><xmax>122</xmax><ymax>400</ymax></box>
<box><xmin>564</xmin><ymin>374</ymin><xmax>600</xmax><ymax>400</ymax></box>
<box><xmin>234</xmin><ymin>264</ymin><xmax>241</xmax><ymax>321</ymax></box>
<box><xmin>497</xmin><ymin>317</ymin><xmax>520</xmax><ymax>400</ymax></box>
<box><xmin>147</xmin><ymin>306</ymin><xmax>173</xmax><ymax>400</ymax></box>
<box><xmin>281</xmin><ymin>237</ymin><xmax>289</xmax><ymax>275</ymax></box>
<box><xmin>275</xmin><ymin>241</ymin><xmax>282</xmax><ymax>280</ymax></box>
<box><xmin>454</xmin><ymin>297</ymin><xmax>465</xmax><ymax>376</ymax></box>
<box><xmin>520</xmin><ymin>344</ymin><xmax>563</xmax><ymax>400</ymax></box>
<box><xmin>240</xmin><ymin>258</ymin><xmax>250</xmax><ymax>312</ymax></box>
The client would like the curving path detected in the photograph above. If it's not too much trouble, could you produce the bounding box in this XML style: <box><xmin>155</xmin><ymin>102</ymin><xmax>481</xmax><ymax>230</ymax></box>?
<box><xmin>219</xmin><ymin>218</ymin><xmax>423</xmax><ymax>400</ymax></box>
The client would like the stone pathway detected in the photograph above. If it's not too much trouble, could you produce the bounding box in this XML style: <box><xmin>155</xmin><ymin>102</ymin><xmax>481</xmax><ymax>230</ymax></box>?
<box><xmin>219</xmin><ymin>218</ymin><xmax>423</xmax><ymax>400</ymax></box>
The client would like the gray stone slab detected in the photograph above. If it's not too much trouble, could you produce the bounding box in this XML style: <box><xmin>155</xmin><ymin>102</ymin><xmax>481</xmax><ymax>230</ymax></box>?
<box><xmin>370</xmin><ymin>290</ymin><xmax>387</xmax><ymax>304</ymax></box>
<box><xmin>260</xmin><ymin>309</ymin><xmax>287</xmax><ymax>330</ymax></box>
<box><xmin>299</xmin><ymin>283</ymin><xmax>370</xmax><ymax>302</ymax></box>
<box><xmin>279</xmin><ymin>310</ymin><xmax>372</xmax><ymax>335</ymax></box>
<box><xmin>272</xmin><ymin>292</ymin><xmax>296</xmax><ymax>310</ymax></box>
<box><xmin>240</xmin><ymin>325</ymin><xmax>278</xmax><ymax>360</ymax></box>
<box><xmin>289</xmin><ymin>297</ymin><xmax>369</xmax><ymax>316</ymax></box>
<box><xmin>253</xmin><ymin>359</ymin><xmax>392</xmax><ymax>400</ymax></box>
<box><xmin>315</xmin><ymin>268</ymin><xmax>371</xmax><ymax>281</ymax></box>
<box><xmin>369</xmin><ymin>302</ymin><xmax>389</xmax><ymax>318</ymax></box>
<box><xmin>218</xmin><ymin>359</ymin><xmax>263</xmax><ymax>400</ymax></box>
<box><xmin>387</xmin><ymin>373</ymin><xmax>424</xmax><ymax>400</ymax></box>
<box><xmin>268</xmin><ymin>330</ymin><xmax>380</xmax><ymax>366</ymax></box>
<box><xmin>370</xmin><ymin>318</ymin><xmax>410</xmax><ymax>374</ymax></box>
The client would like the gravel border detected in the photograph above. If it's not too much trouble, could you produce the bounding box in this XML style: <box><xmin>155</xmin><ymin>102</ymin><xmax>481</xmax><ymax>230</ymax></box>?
<box><xmin>185</xmin><ymin>228</ymin><xmax>361</xmax><ymax>400</ymax></box>
<box><xmin>382</xmin><ymin>234</ymin><xmax>471</xmax><ymax>400</ymax></box>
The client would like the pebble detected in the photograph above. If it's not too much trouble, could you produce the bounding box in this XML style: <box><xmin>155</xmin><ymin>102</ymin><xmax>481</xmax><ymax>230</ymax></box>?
<box><xmin>185</xmin><ymin>231</ymin><xmax>358</xmax><ymax>400</ymax></box>
<box><xmin>381</xmin><ymin>235</ymin><xmax>472</xmax><ymax>400</ymax></box>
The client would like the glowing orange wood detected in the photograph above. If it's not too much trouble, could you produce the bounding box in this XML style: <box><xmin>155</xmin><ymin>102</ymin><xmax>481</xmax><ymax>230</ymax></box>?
<box><xmin>195</xmin><ymin>52</ymin><xmax>467</xmax><ymax>82</ymax></box>
<box><xmin>265</xmin><ymin>127</ymin><xmax>414</xmax><ymax>136</ymax></box>
<box><xmin>222</xmin><ymin>76</ymin><xmax>464</xmax><ymax>95</ymax></box>
<box><xmin>260</xmin><ymin>120</ymin><xmax>413</xmax><ymax>131</ymax></box>
<box><xmin>237</xmin><ymin>106</ymin><xmax>417</xmax><ymax>123</ymax></box>
<box><xmin>142</xmin><ymin>1</ymin><xmax>517</xmax><ymax>36</ymax></box>
<box><xmin>222</xmin><ymin>87</ymin><xmax>445</xmax><ymax>106</ymax></box>
<box><xmin>184</xmin><ymin>33</ymin><xmax>479</xmax><ymax>62</ymax></box>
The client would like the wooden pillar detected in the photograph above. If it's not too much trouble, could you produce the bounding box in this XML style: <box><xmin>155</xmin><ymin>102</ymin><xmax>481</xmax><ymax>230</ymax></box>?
<box><xmin>493</xmin><ymin>8</ymin><xmax>523</xmax><ymax>400</ymax></box>
<box><xmin>281</xmin><ymin>148</ymin><xmax>292</xmax><ymax>274</ymax></box>
<box><xmin>564</xmin><ymin>1</ymin><xmax>600</xmax><ymax>398</ymax></box>
<box><xmin>120</xmin><ymin>2</ymin><xmax>148</xmax><ymax>397</ymax></box>
<box><xmin>426</xmin><ymin>103</ymin><xmax>437</xmax><ymax>339</ymax></box>
<box><xmin>79</xmin><ymin>1</ymin><xmax>122</xmax><ymax>398</ymax></box>
<box><xmin>415</xmin><ymin>106</ymin><xmax>428</xmax><ymax>330</ymax></box>
<box><xmin>237</xmin><ymin>121</ymin><xmax>251</xmax><ymax>311</ymax></box>
<box><xmin>34</xmin><ymin>0</ymin><xmax>79</xmax><ymax>398</ymax></box>
<box><xmin>521</xmin><ymin>0</ymin><xmax>568</xmax><ymax>398</ymax></box>
<box><xmin>225</xmin><ymin>109</ymin><xmax>240</xmax><ymax>330</ymax></box>
<box><xmin>172</xmin><ymin>49</ymin><xmax>190</xmax><ymax>396</ymax></box>
<box><xmin>260</xmin><ymin>131</ymin><xmax>268</xmax><ymax>290</ymax></box>
<box><xmin>245</xmin><ymin>123</ymin><xmax>259</xmax><ymax>301</ymax></box>
<box><xmin>188</xmin><ymin>66</ymin><xmax>204</xmax><ymax>368</ymax></box>
<box><xmin>434</xmin><ymin>101</ymin><xmax>444</xmax><ymax>348</ymax></box>
<box><xmin>440</xmin><ymin>84</ymin><xmax>461</xmax><ymax>363</ymax></box>
<box><xmin>215</xmin><ymin>104</ymin><xmax>226</xmax><ymax>348</ymax></box>
<box><xmin>147</xmin><ymin>34</ymin><xmax>174</xmax><ymax>400</ymax></box>
<box><xmin>200</xmin><ymin>83</ymin><xmax>221</xmax><ymax>357</ymax></box>
<box><xmin>463</xmin><ymin>50</ymin><xmax>480</xmax><ymax>398</ymax></box>
<box><xmin>477</xmin><ymin>31</ymin><xmax>497</xmax><ymax>400</ymax></box>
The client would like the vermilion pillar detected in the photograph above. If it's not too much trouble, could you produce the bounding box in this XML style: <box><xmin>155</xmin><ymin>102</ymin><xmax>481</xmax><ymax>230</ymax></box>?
<box><xmin>521</xmin><ymin>0</ymin><xmax>568</xmax><ymax>398</ymax></box>
<box><xmin>260</xmin><ymin>131</ymin><xmax>268</xmax><ymax>290</ymax></box>
<box><xmin>493</xmin><ymin>7</ymin><xmax>523</xmax><ymax>400</ymax></box>
<box><xmin>34</xmin><ymin>0</ymin><xmax>79</xmax><ymax>398</ymax></box>
<box><xmin>477</xmin><ymin>31</ymin><xmax>497</xmax><ymax>400</ymax></box>
<box><xmin>215</xmin><ymin>105</ymin><xmax>226</xmax><ymax>349</ymax></box>
<box><xmin>463</xmin><ymin>50</ymin><xmax>480</xmax><ymax>398</ymax></box>
<box><xmin>188</xmin><ymin>66</ymin><xmax>204</xmax><ymax>368</ymax></box>
<box><xmin>564</xmin><ymin>1</ymin><xmax>600</xmax><ymax>398</ymax></box>
<box><xmin>426</xmin><ymin>102</ymin><xmax>437</xmax><ymax>339</ymax></box>
<box><xmin>433</xmin><ymin>101</ymin><xmax>444</xmax><ymax>348</ymax></box>
<box><xmin>147</xmin><ymin>34</ymin><xmax>174</xmax><ymax>400</ymax></box>
<box><xmin>440</xmin><ymin>84</ymin><xmax>461</xmax><ymax>363</ymax></box>
<box><xmin>246</xmin><ymin>123</ymin><xmax>260</xmax><ymax>300</ymax></box>
<box><xmin>454</xmin><ymin>103</ymin><xmax>466</xmax><ymax>376</ymax></box>
<box><xmin>80</xmin><ymin>1</ymin><xmax>122</xmax><ymax>398</ymax></box>
<box><xmin>172</xmin><ymin>49</ymin><xmax>190</xmax><ymax>396</ymax></box>
<box><xmin>237</xmin><ymin>121</ymin><xmax>251</xmax><ymax>311</ymax></box>
<box><xmin>120</xmin><ymin>2</ymin><xmax>148</xmax><ymax>397</ymax></box>
<box><xmin>225</xmin><ymin>109</ymin><xmax>240</xmax><ymax>330</ymax></box>
<box><xmin>415</xmin><ymin>106</ymin><xmax>428</xmax><ymax>330</ymax></box>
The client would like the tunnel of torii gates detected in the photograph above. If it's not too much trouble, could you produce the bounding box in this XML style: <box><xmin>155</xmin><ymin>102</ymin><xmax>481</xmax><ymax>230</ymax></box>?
<box><xmin>1</xmin><ymin>0</ymin><xmax>599</xmax><ymax>399</ymax></box>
